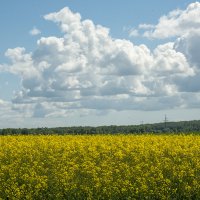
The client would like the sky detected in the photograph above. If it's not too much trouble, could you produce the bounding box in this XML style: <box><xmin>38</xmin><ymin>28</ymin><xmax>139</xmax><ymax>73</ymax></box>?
<box><xmin>0</xmin><ymin>0</ymin><xmax>200</xmax><ymax>128</ymax></box>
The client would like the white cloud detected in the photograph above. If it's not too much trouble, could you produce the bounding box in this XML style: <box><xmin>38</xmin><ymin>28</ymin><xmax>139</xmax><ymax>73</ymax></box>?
<box><xmin>153</xmin><ymin>42</ymin><xmax>194</xmax><ymax>76</ymax></box>
<box><xmin>44</xmin><ymin>7</ymin><xmax>82</xmax><ymax>33</ymax></box>
<box><xmin>1</xmin><ymin>5</ymin><xmax>200</xmax><ymax>120</ymax></box>
<box><xmin>140</xmin><ymin>2</ymin><xmax>200</xmax><ymax>39</ymax></box>
<box><xmin>138</xmin><ymin>24</ymin><xmax>155</xmax><ymax>30</ymax></box>
<box><xmin>174</xmin><ymin>30</ymin><xmax>200</xmax><ymax>69</ymax></box>
<box><xmin>29</xmin><ymin>27</ymin><xmax>41</xmax><ymax>36</ymax></box>
<box><xmin>0</xmin><ymin>99</ymin><xmax>32</xmax><ymax>119</ymax></box>
<box><xmin>129</xmin><ymin>29</ymin><xmax>139</xmax><ymax>37</ymax></box>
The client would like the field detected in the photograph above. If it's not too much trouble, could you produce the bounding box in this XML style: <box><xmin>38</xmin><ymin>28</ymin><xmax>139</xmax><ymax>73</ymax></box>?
<box><xmin>1</xmin><ymin>135</ymin><xmax>200</xmax><ymax>199</ymax></box>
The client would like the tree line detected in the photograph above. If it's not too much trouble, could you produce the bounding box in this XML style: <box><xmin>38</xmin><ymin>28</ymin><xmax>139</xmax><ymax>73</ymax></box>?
<box><xmin>1</xmin><ymin>120</ymin><xmax>200</xmax><ymax>135</ymax></box>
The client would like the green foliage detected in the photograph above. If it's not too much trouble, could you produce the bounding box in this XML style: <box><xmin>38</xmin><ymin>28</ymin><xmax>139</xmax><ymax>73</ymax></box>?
<box><xmin>1</xmin><ymin>120</ymin><xmax>200</xmax><ymax>135</ymax></box>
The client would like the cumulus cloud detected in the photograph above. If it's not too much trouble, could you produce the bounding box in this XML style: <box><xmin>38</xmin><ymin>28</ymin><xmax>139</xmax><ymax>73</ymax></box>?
<box><xmin>0</xmin><ymin>99</ymin><xmax>32</xmax><ymax>121</ymax></box>
<box><xmin>29</xmin><ymin>27</ymin><xmax>41</xmax><ymax>36</ymax></box>
<box><xmin>139</xmin><ymin>2</ymin><xmax>200</xmax><ymax>39</ymax></box>
<box><xmin>1</xmin><ymin>5</ymin><xmax>200</xmax><ymax>118</ymax></box>
<box><xmin>129</xmin><ymin>29</ymin><xmax>139</xmax><ymax>37</ymax></box>
<box><xmin>174</xmin><ymin>30</ymin><xmax>200</xmax><ymax>69</ymax></box>
<box><xmin>153</xmin><ymin>42</ymin><xmax>194</xmax><ymax>76</ymax></box>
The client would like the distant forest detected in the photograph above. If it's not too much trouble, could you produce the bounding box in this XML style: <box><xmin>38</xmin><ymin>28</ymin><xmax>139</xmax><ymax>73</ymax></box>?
<box><xmin>1</xmin><ymin>120</ymin><xmax>200</xmax><ymax>135</ymax></box>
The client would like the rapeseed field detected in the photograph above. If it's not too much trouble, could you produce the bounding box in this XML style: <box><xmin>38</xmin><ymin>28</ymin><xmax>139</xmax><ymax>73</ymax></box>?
<box><xmin>1</xmin><ymin>135</ymin><xmax>200</xmax><ymax>199</ymax></box>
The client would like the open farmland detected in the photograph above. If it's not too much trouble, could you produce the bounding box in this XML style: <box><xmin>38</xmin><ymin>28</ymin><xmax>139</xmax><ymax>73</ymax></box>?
<box><xmin>1</xmin><ymin>135</ymin><xmax>200</xmax><ymax>199</ymax></box>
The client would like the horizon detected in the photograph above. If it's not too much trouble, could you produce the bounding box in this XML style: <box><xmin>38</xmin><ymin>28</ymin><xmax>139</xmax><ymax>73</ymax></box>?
<box><xmin>1</xmin><ymin>118</ymin><xmax>199</xmax><ymax>129</ymax></box>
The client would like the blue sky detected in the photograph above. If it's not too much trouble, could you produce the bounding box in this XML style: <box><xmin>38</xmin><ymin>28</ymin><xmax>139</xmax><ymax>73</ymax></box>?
<box><xmin>0</xmin><ymin>0</ymin><xmax>200</xmax><ymax>128</ymax></box>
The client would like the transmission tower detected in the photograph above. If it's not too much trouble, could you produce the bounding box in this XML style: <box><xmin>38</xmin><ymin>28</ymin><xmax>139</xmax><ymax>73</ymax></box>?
<box><xmin>164</xmin><ymin>114</ymin><xmax>168</xmax><ymax>128</ymax></box>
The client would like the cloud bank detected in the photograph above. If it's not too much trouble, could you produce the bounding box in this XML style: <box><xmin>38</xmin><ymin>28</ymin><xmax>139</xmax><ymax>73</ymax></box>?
<box><xmin>1</xmin><ymin>3</ymin><xmax>200</xmax><ymax>119</ymax></box>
